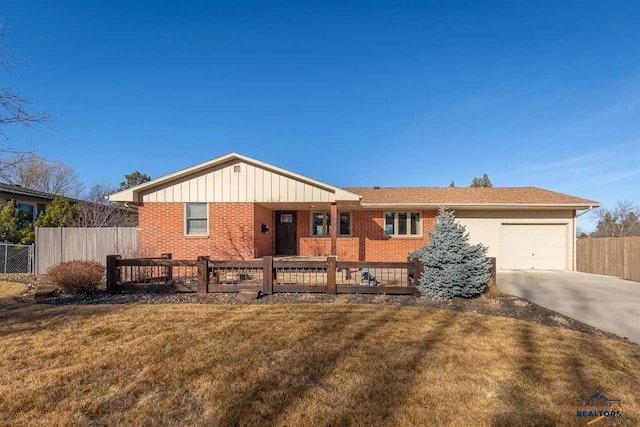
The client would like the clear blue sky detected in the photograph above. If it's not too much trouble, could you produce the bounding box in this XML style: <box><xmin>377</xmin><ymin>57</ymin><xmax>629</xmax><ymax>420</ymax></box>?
<box><xmin>2</xmin><ymin>1</ymin><xmax>639</xmax><ymax>230</ymax></box>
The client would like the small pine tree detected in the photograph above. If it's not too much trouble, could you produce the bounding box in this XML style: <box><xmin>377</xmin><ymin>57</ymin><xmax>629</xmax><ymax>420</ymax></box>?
<box><xmin>470</xmin><ymin>173</ymin><xmax>493</xmax><ymax>188</ymax></box>
<box><xmin>18</xmin><ymin>222</ymin><xmax>35</xmax><ymax>245</ymax></box>
<box><xmin>34</xmin><ymin>197</ymin><xmax>78</xmax><ymax>227</ymax></box>
<box><xmin>119</xmin><ymin>171</ymin><xmax>151</xmax><ymax>191</ymax></box>
<box><xmin>481</xmin><ymin>173</ymin><xmax>492</xmax><ymax>188</ymax></box>
<box><xmin>0</xmin><ymin>200</ymin><xmax>31</xmax><ymax>244</ymax></box>
<box><xmin>410</xmin><ymin>207</ymin><xmax>491</xmax><ymax>299</ymax></box>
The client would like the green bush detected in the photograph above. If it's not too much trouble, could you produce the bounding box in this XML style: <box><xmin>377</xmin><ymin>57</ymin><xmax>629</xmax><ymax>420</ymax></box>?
<box><xmin>46</xmin><ymin>261</ymin><xmax>105</xmax><ymax>294</ymax></box>
<box><xmin>0</xmin><ymin>200</ymin><xmax>33</xmax><ymax>244</ymax></box>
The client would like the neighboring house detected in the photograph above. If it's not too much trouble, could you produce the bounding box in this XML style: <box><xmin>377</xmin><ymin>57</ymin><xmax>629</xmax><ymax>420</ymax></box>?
<box><xmin>0</xmin><ymin>183</ymin><xmax>57</xmax><ymax>221</ymax></box>
<box><xmin>0</xmin><ymin>183</ymin><xmax>139</xmax><ymax>227</ymax></box>
<box><xmin>108</xmin><ymin>153</ymin><xmax>599</xmax><ymax>270</ymax></box>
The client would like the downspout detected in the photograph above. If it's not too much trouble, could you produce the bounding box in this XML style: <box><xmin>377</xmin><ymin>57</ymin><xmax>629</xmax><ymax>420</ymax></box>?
<box><xmin>574</xmin><ymin>206</ymin><xmax>596</xmax><ymax>271</ymax></box>
<box><xmin>576</xmin><ymin>206</ymin><xmax>595</xmax><ymax>218</ymax></box>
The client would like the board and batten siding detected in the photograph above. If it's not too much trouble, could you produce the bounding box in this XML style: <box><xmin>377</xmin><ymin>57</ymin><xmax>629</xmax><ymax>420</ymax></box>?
<box><xmin>140</xmin><ymin>160</ymin><xmax>335</xmax><ymax>203</ymax></box>
<box><xmin>454</xmin><ymin>209</ymin><xmax>576</xmax><ymax>270</ymax></box>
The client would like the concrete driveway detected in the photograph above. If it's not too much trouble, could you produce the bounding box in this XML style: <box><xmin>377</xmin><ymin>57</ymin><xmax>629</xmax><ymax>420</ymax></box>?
<box><xmin>497</xmin><ymin>270</ymin><xmax>640</xmax><ymax>344</ymax></box>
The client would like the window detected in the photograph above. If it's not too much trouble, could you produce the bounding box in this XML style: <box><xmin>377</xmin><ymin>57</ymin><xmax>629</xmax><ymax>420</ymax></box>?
<box><xmin>312</xmin><ymin>212</ymin><xmax>325</xmax><ymax>236</ymax></box>
<box><xmin>384</xmin><ymin>212</ymin><xmax>421</xmax><ymax>237</ymax></box>
<box><xmin>185</xmin><ymin>203</ymin><xmax>208</xmax><ymax>235</ymax></box>
<box><xmin>410</xmin><ymin>212</ymin><xmax>420</xmax><ymax>235</ymax></box>
<box><xmin>311</xmin><ymin>211</ymin><xmax>351</xmax><ymax>236</ymax></box>
<box><xmin>339</xmin><ymin>212</ymin><xmax>351</xmax><ymax>236</ymax></box>
<box><xmin>17</xmin><ymin>203</ymin><xmax>36</xmax><ymax>221</ymax></box>
<box><xmin>385</xmin><ymin>212</ymin><xmax>394</xmax><ymax>235</ymax></box>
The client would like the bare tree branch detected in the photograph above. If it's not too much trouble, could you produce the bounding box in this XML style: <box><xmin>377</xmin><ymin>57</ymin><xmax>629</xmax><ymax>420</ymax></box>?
<box><xmin>0</xmin><ymin>21</ymin><xmax>52</xmax><ymax>141</ymax></box>
<box><xmin>1</xmin><ymin>154</ymin><xmax>84</xmax><ymax>197</ymax></box>
<box><xmin>593</xmin><ymin>201</ymin><xmax>640</xmax><ymax>237</ymax></box>
<box><xmin>72</xmin><ymin>183</ymin><xmax>135</xmax><ymax>227</ymax></box>
<box><xmin>0</xmin><ymin>89</ymin><xmax>51</xmax><ymax>138</ymax></box>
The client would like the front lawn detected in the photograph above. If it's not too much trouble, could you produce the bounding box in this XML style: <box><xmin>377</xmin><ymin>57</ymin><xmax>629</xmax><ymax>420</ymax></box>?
<box><xmin>1</xmin><ymin>282</ymin><xmax>638</xmax><ymax>426</ymax></box>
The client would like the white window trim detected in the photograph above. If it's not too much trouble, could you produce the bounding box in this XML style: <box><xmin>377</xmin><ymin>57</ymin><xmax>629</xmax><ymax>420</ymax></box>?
<box><xmin>310</xmin><ymin>211</ymin><xmax>352</xmax><ymax>237</ymax></box>
<box><xmin>311</xmin><ymin>211</ymin><xmax>331</xmax><ymax>237</ymax></box>
<box><xmin>184</xmin><ymin>203</ymin><xmax>209</xmax><ymax>236</ymax></box>
<box><xmin>384</xmin><ymin>211</ymin><xmax>422</xmax><ymax>237</ymax></box>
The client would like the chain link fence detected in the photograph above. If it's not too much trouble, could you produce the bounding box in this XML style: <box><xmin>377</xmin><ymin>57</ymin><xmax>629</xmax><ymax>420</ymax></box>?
<box><xmin>0</xmin><ymin>242</ymin><xmax>34</xmax><ymax>274</ymax></box>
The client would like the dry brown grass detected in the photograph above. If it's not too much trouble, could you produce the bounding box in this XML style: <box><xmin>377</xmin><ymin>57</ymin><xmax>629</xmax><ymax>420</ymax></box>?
<box><xmin>483</xmin><ymin>277</ymin><xmax>507</xmax><ymax>298</ymax></box>
<box><xmin>1</xmin><ymin>281</ymin><xmax>639</xmax><ymax>426</ymax></box>
<box><xmin>0</xmin><ymin>281</ymin><xmax>29</xmax><ymax>301</ymax></box>
<box><xmin>484</xmin><ymin>298</ymin><xmax>503</xmax><ymax>310</ymax></box>
<box><xmin>513</xmin><ymin>299</ymin><xmax>531</xmax><ymax>308</ymax></box>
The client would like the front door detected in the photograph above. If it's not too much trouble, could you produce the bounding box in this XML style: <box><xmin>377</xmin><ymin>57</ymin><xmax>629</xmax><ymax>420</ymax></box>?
<box><xmin>275</xmin><ymin>211</ymin><xmax>297</xmax><ymax>256</ymax></box>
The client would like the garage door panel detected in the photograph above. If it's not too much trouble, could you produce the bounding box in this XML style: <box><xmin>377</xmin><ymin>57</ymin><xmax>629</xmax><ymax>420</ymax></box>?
<box><xmin>501</xmin><ymin>224</ymin><xmax>567</xmax><ymax>270</ymax></box>
<box><xmin>509</xmin><ymin>246</ymin><xmax>536</xmax><ymax>259</ymax></box>
<box><xmin>532</xmin><ymin>228</ymin><xmax>565</xmax><ymax>246</ymax></box>
<box><xmin>504</xmin><ymin>257</ymin><xmax>538</xmax><ymax>270</ymax></box>
<box><xmin>501</xmin><ymin>226</ymin><xmax>523</xmax><ymax>241</ymax></box>
<box><xmin>534</xmin><ymin>246</ymin><xmax>566</xmax><ymax>259</ymax></box>
<box><xmin>531</xmin><ymin>257</ymin><xmax>565</xmax><ymax>270</ymax></box>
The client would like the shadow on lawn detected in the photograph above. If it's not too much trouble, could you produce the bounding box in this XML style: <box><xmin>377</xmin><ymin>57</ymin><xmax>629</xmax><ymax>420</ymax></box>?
<box><xmin>0</xmin><ymin>298</ymin><xmax>119</xmax><ymax>338</ymax></box>
<box><xmin>83</xmin><ymin>309</ymin><xmax>262</xmax><ymax>422</ymax></box>
<box><xmin>215</xmin><ymin>307</ymin><xmax>462</xmax><ymax>426</ymax></box>
<box><xmin>490</xmin><ymin>324</ymin><xmax>615</xmax><ymax>427</ymax></box>
<box><xmin>216</xmin><ymin>306</ymin><xmax>402</xmax><ymax>425</ymax></box>
<box><xmin>491</xmin><ymin>324</ymin><xmax>558</xmax><ymax>427</ymax></box>
<box><xmin>322</xmin><ymin>311</ymin><xmax>461</xmax><ymax>426</ymax></box>
<box><xmin>569</xmin><ymin>333</ymin><xmax>639</xmax><ymax>424</ymax></box>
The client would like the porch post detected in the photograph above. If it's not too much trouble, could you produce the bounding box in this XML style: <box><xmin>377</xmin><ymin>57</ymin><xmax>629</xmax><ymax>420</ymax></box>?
<box><xmin>197</xmin><ymin>256</ymin><xmax>209</xmax><ymax>295</ymax></box>
<box><xmin>106</xmin><ymin>255</ymin><xmax>121</xmax><ymax>295</ymax></box>
<box><xmin>330</xmin><ymin>202</ymin><xmax>337</xmax><ymax>256</ymax></box>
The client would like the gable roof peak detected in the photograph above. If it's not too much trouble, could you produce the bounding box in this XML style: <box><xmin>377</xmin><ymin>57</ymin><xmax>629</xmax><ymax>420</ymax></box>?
<box><xmin>108</xmin><ymin>152</ymin><xmax>361</xmax><ymax>203</ymax></box>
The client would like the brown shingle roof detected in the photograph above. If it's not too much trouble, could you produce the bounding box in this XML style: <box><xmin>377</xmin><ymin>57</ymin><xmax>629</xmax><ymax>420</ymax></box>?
<box><xmin>342</xmin><ymin>186</ymin><xmax>598</xmax><ymax>207</ymax></box>
<box><xmin>0</xmin><ymin>183</ymin><xmax>61</xmax><ymax>201</ymax></box>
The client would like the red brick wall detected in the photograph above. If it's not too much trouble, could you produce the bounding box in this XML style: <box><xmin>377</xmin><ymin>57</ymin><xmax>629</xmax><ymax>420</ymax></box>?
<box><xmin>138</xmin><ymin>202</ymin><xmax>258</xmax><ymax>260</ymax></box>
<box><xmin>254</xmin><ymin>204</ymin><xmax>274</xmax><ymax>258</ymax></box>
<box><xmin>355</xmin><ymin>210</ymin><xmax>437</xmax><ymax>262</ymax></box>
<box><xmin>295</xmin><ymin>209</ymin><xmax>437</xmax><ymax>262</ymax></box>
<box><xmin>298</xmin><ymin>238</ymin><xmax>360</xmax><ymax>260</ymax></box>
<box><xmin>139</xmin><ymin>204</ymin><xmax>436</xmax><ymax>262</ymax></box>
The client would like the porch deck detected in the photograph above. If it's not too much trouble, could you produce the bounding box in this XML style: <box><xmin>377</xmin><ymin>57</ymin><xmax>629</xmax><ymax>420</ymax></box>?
<box><xmin>257</xmin><ymin>256</ymin><xmax>332</xmax><ymax>262</ymax></box>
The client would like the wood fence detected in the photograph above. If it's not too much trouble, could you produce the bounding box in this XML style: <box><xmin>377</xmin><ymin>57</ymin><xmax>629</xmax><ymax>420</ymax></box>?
<box><xmin>36</xmin><ymin>227</ymin><xmax>138</xmax><ymax>275</ymax></box>
<box><xmin>107</xmin><ymin>255</ymin><xmax>423</xmax><ymax>295</ymax></box>
<box><xmin>106</xmin><ymin>255</ymin><xmax>498</xmax><ymax>296</ymax></box>
<box><xmin>576</xmin><ymin>236</ymin><xmax>640</xmax><ymax>282</ymax></box>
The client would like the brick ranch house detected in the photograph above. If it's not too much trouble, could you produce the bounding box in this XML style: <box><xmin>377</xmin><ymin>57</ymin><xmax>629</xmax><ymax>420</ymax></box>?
<box><xmin>108</xmin><ymin>153</ymin><xmax>599</xmax><ymax>270</ymax></box>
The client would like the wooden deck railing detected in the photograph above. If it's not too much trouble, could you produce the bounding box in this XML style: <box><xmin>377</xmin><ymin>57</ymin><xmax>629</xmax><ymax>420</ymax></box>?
<box><xmin>107</xmin><ymin>254</ymin><xmax>496</xmax><ymax>296</ymax></box>
<box><xmin>107</xmin><ymin>254</ymin><xmax>424</xmax><ymax>295</ymax></box>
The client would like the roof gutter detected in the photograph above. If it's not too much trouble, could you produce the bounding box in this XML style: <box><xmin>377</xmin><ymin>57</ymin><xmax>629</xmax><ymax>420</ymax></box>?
<box><xmin>576</xmin><ymin>205</ymin><xmax>596</xmax><ymax>218</ymax></box>
<box><xmin>359</xmin><ymin>202</ymin><xmax>600</xmax><ymax>209</ymax></box>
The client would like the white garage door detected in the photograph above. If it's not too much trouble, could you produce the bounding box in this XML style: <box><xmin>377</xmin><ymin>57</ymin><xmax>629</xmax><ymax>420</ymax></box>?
<box><xmin>501</xmin><ymin>224</ymin><xmax>567</xmax><ymax>270</ymax></box>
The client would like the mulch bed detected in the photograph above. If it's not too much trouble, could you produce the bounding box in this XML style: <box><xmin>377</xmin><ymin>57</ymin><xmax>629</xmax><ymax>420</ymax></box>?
<box><xmin>8</xmin><ymin>280</ymin><xmax>630</xmax><ymax>344</ymax></box>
